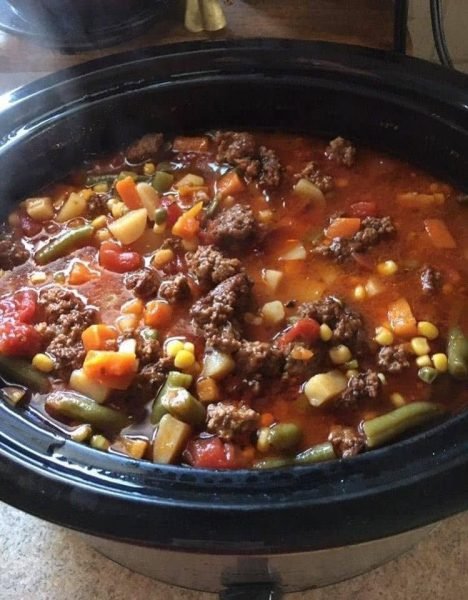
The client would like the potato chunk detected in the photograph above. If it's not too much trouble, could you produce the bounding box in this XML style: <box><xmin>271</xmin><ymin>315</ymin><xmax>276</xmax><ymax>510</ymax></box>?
<box><xmin>304</xmin><ymin>370</ymin><xmax>347</xmax><ymax>407</ymax></box>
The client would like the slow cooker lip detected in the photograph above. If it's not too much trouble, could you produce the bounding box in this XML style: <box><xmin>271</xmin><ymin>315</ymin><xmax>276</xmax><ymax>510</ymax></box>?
<box><xmin>0</xmin><ymin>38</ymin><xmax>467</xmax><ymax>550</ymax></box>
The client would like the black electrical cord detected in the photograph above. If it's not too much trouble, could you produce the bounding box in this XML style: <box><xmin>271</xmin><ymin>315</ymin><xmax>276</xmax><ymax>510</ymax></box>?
<box><xmin>430</xmin><ymin>0</ymin><xmax>454</xmax><ymax>68</ymax></box>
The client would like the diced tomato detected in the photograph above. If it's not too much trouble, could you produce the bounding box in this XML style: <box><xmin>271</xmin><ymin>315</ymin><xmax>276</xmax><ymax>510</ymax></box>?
<box><xmin>184</xmin><ymin>436</ymin><xmax>246</xmax><ymax>469</ymax></box>
<box><xmin>349</xmin><ymin>202</ymin><xmax>378</xmax><ymax>218</ymax></box>
<box><xmin>98</xmin><ymin>241</ymin><xmax>142</xmax><ymax>273</ymax></box>
<box><xmin>0</xmin><ymin>320</ymin><xmax>42</xmax><ymax>357</ymax></box>
<box><xmin>0</xmin><ymin>290</ymin><xmax>37</xmax><ymax>323</ymax></box>
<box><xmin>161</xmin><ymin>198</ymin><xmax>182</xmax><ymax>227</ymax></box>
<box><xmin>19</xmin><ymin>212</ymin><xmax>42</xmax><ymax>237</ymax></box>
<box><xmin>276</xmin><ymin>318</ymin><xmax>320</xmax><ymax>348</ymax></box>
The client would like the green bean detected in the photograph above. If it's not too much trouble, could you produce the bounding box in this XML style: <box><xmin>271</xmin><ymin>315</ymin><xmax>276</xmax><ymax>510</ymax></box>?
<box><xmin>253</xmin><ymin>457</ymin><xmax>294</xmax><ymax>469</ymax></box>
<box><xmin>205</xmin><ymin>193</ymin><xmax>222</xmax><ymax>218</ymax></box>
<box><xmin>267</xmin><ymin>423</ymin><xmax>302</xmax><ymax>451</ymax></box>
<box><xmin>156</xmin><ymin>161</ymin><xmax>174</xmax><ymax>173</ymax></box>
<box><xmin>447</xmin><ymin>327</ymin><xmax>468</xmax><ymax>380</ymax></box>
<box><xmin>35</xmin><ymin>224</ymin><xmax>94</xmax><ymax>265</ymax></box>
<box><xmin>45</xmin><ymin>392</ymin><xmax>129</xmax><ymax>432</ymax></box>
<box><xmin>152</xmin><ymin>171</ymin><xmax>174</xmax><ymax>193</ymax></box>
<box><xmin>85</xmin><ymin>174</ymin><xmax>116</xmax><ymax>187</ymax></box>
<box><xmin>151</xmin><ymin>371</ymin><xmax>193</xmax><ymax>424</ymax></box>
<box><xmin>154</xmin><ymin>208</ymin><xmax>168</xmax><ymax>225</ymax></box>
<box><xmin>295</xmin><ymin>442</ymin><xmax>336</xmax><ymax>465</ymax></box>
<box><xmin>161</xmin><ymin>388</ymin><xmax>205</xmax><ymax>427</ymax></box>
<box><xmin>0</xmin><ymin>355</ymin><xmax>49</xmax><ymax>392</ymax></box>
<box><xmin>418</xmin><ymin>366</ymin><xmax>438</xmax><ymax>384</ymax></box>
<box><xmin>363</xmin><ymin>401</ymin><xmax>445</xmax><ymax>448</ymax></box>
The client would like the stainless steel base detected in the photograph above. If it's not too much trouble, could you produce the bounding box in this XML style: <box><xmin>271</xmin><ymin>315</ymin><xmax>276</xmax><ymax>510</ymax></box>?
<box><xmin>82</xmin><ymin>524</ymin><xmax>434</xmax><ymax>593</ymax></box>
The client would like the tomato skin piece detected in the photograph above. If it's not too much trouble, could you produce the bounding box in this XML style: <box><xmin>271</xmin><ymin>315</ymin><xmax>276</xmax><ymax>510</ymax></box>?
<box><xmin>276</xmin><ymin>318</ymin><xmax>320</xmax><ymax>348</ymax></box>
<box><xmin>98</xmin><ymin>241</ymin><xmax>142</xmax><ymax>273</ymax></box>
<box><xmin>0</xmin><ymin>320</ymin><xmax>42</xmax><ymax>357</ymax></box>
<box><xmin>349</xmin><ymin>202</ymin><xmax>378</xmax><ymax>218</ymax></box>
<box><xmin>13</xmin><ymin>290</ymin><xmax>37</xmax><ymax>323</ymax></box>
<box><xmin>161</xmin><ymin>198</ymin><xmax>182</xmax><ymax>227</ymax></box>
<box><xmin>184</xmin><ymin>437</ymin><xmax>245</xmax><ymax>469</ymax></box>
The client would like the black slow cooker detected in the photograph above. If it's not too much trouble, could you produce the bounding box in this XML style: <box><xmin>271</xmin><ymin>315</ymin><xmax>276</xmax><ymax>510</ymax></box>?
<box><xmin>0</xmin><ymin>40</ymin><xmax>467</xmax><ymax>597</ymax></box>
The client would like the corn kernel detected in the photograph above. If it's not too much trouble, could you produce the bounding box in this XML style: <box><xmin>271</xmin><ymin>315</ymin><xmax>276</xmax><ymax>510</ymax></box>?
<box><xmin>95</xmin><ymin>228</ymin><xmax>111</xmax><ymax>243</ymax></box>
<box><xmin>121</xmin><ymin>298</ymin><xmax>144</xmax><ymax>316</ymax></box>
<box><xmin>174</xmin><ymin>349</ymin><xmax>195</xmax><ymax>369</ymax></box>
<box><xmin>91</xmin><ymin>215</ymin><xmax>107</xmax><ymax>229</ymax></box>
<box><xmin>329</xmin><ymin>345</ymin><xmax>352</xmax><ymax>365</ymax></box>
<box><xmin>152</xmin><ymin>248</ymin><xmax>174</xmax><ymax>268</ymax></box>
<box><xmin>166</xmin><ymin>340</ymin><xmax>184</xmax><ymax>357</ymax></box>
<box><xmin>116</xmin><ymin>314</ymin><xmax>139</xmax><ymax>333</ymax></box>
<box><xmin>390</xmin><ymin>392</ymin><xmax>406</xmax><ymax>408</ymax></box>
<box><xmin>111</xmin><ymin>201</ymin><xmax>128</xmax><ymax>219</ymax></box>
<box><xmin>90</xmin><ymin>434</ymin><xmax>110</xmax><ymax>451</ymax></box>
<box><xmin>416</xmin><ymin>354</ymin><xmax>432</xmax><ymax>368</ymax></box>
<box><xmin>70</xmin><ymin>424</ymin><xmax>93</xmax><ymax>443</ymax></box>
<box><xmin>143</xmin><ymin>162</ymin><xmax>156</xmax><ymax>176</ymax></box>
<box><xmin>153</xmin><ymin>222</ymin><xmax>167</xmax><ymax>234</ymax></box>
<box><xmin>346</xmin><ymin>369</ymin><xmax>359</xmax><ymax>379</ymax></box>
<box><xmin>375</xmin><ymin>326</ymin><xmax>394</xmax><ymax>346</ymax></box>
<box><xmin>410</xmin><ymin>336</ymin><xmax>431</xmax><ymax>356</ymax></box>
<box><xmin>417</xmin><ymin>321</ymin><xmax>439</xmax><ymax>340</ymax></box>
<box><xmin>258</xmin><ymin>209</ymin><xmax>273</xmax><ymax>224</ymax></box>
<box><xmin>182</xmin><ymin>238</ymin><xmax>199</xmax><ymax>252</ymax></box>
<box><xmin>29</xmin><ymin>271</ymin><xmax>47</xmax><ymax>285</ymax></box>
<box><xmin>432</xmin><ymin>353</ymin><xmax>448</xmax><ymax>373</ymax></box>
<box><xmin>93</xmin><ymin>182</ymin><xmax>109</xmax><ymax>193</ymax></box>
<box><xmin>377</xmin><ymin>260</ymin><xmax>398</xmax><ymax>276</ymax></box>
<box><xmin>184</xmin><ymin>342</ymin><xmax>195</xmax><ymax>353</ymax></box>
<box><xmin>354</xmin><ymin>285</ymin><xmax>367</xmax><ymax>301</ymax></box>
<box><xmin>32</xmin><ymin>353</ymin><xmax>55</xmax><ymax>373</ymax></box>
<box><xmin>106</xmin><ymin>198</ymin><xmax>118</xmax><ymax>210</ymax></box>
<box><xmin>320</xmin><ymin>323</ymin><xmax>333</xmax><ymax>342</ymax></box>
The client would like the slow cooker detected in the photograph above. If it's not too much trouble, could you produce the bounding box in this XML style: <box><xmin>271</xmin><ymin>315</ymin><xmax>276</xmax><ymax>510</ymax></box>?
<box><xmin>0</xmin><ymin>40</ymin><xmax>467</xmax><ymax>598</ymax></box>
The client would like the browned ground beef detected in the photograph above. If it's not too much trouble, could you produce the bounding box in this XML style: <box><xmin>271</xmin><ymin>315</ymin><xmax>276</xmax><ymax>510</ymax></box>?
<box><xmin>235</xmin><ymin>340</ymin><xmax>284</xmax><ymax>378</ymax></box>
<box><xmin>282</xmin><ymin>343</ymin><xmax>321</xmax><ymax>382</ymax></box>
<box><xmin>134</xmin><ymin>328</ymin><xmax>161</xmax><ymax>366</ymax></box>
<box><xmin>324</xmin><ymin>136</ymin><xmax>356</xmax><ymax>167</ymax></box>
<box><xmin>191</xmin><ymin>273</ymin><xmax>253</xmax><ymax>332</ymax></box>
<box><xmin>257</xmin><ymin>146</ymin><xmax>282</xmax><ymax>188</ymax></box>
<box><xmin>298</xmin><ymin>296</ymin><xmax>363</xmax><ymax>345</ymax></box>
<box><xmin>126</xmin><ymin>133</ymin><xmax>164</xmax><ymax>163</ymax></box>
<box><xmin>294</xmin><ymin>161</ymin><xmax>334</xmax><ymax>192</ymax></box>
<box><xmin>207</xmin><ymin>324</ymin><xmax>242</xmax><ymax>354</ymax></box>
<box><xmin>339</xmin><ymin>370</ymin><xmax>381</xmax><ymax>406</ymax></box>
<box><xmin>207</xmin><ymin>204</ymin><xmax>257</xmax><ymax>249</ymax></box>
<box><xmin>128</xmin><ymin>357</ymin><xmax>173</xmax><ymax>402</ymax></box>
<box><xmin>0</xmin><ymin>234</ymin><xmax>29</xmax><ymax>270</ymax></box>
<box><xmin>206</xmin><ymin>402</ymin><xmax>259</xmax><ymax>441</ymax></box>
<box><xmin>420</xmin><ymin>265</ymin><xmax>443</xmax><ymax>294</ymax></box>
<box><xmin>328</xmin><ymin>425</ymin><xmax>365</xmax><ymax>458</ymax></box>
<box><xmin>377</xmin><ymin>344</ymin><xmax>410</xmax><ymax>373</ymax></box>
<box><xmin>87</xmin><ymin>193</ymin><xmax>110</xmax><ymax>218</ymax></box>
<box><xmin>158</xmin><ymin>273</ymin><xmax>191</xmax><ymax>304</ymax></box>
<box><xmin>124</xmin><ymin>268</ymin><xmax>160</xmax><ymax>300</ymax></box>
<box><xmin>214</xmin><ymin>131</ymin><xmax>256</xmax><ymax>165</ymax></box>
<box><xmin>186</xmin><ymin>245</ymin><xmax>242</xmax><ymax>288</ymax></box>
<box><xmin>314</xmin><ymin>216</ymin><xmax>395</xmax><ymax>262</ymax></box>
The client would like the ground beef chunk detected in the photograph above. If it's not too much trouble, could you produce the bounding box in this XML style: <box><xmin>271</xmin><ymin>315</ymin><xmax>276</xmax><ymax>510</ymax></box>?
<box><xmin>339</xmin><ymin>370</ymin><xmax>381</xmax><ymax>406</ymax></box>
<box><xmin>298</xmin><ymin>296</ymin><xmax>363</xmax><ymax>345</ymax></box>
<box><xmin>134</xmin><ymin>329</ymin><xmax>161</xmax><ymax>366</ymax></box>
<box><xmin>294</xmin><ymin>161</ymin><xmax>334</xmax><ymax>192</ymax></box>
<box><xmin>186</xmin><ymin>244</ymin><xmax>242</xmax><ymax>288</ymax></box>
<box><xmin>124</xmin><ymin>268</ymin><xmax>160</xmax><ymax>300</ymax></box>
<box><xmin>324</xmin><ymin>136</ymin><xmax>356</xmax><ymax>167</ymax></box>
<box><xmin>257</xmin><ymin>146</ymin><xmax>282</xmax><ymax>188</ymax></box>
<box><xmin>126</xmin><ymin>133</ymin><xmax>164</xmax><ymax>163</ymax></box>
<box><xmin>128</xmin><ymin>357</ymin><xmax>172</xmax><ymax>403</ymax></box>
<box><xmin>191</xmin><ymin>273</ymin><xmax>253</xmax><ymax>333</ymax></box>
<box><xmin>207</xmin><ymin>324</ymin><xmax>242</xmax><ymax>354</ymax></box>
<box><xmin>235</xmin><ymin>340</ymin><xmax>284</xmax><ymax>378</ymax></box>
<box><xmin>328</xmin><ymin>425</ymin><xmax>365</xmax><ymax>458</ymax></box>
<box><xmin>420</xmin><ymin>265</ymin><xmax>443</xmax><ymax>295</ymax></box>
<box><xmin>0</xmin><ymin>233</ymin><xmax>29</xmax><ymax>270</ymax></box>
<box><xmin>282</xmin><ymin>343</ymin><xmax>320</xmax><ymax>382</ymax></box>
<box><xmin>86</xmin><ymin>193</ymin><xmax>109</xmax><ymax>218</ymax></box>
<box><xmin>207</xmin><ymin>204</ymin><xmax>257</xmax><ymax>249</ymax></box>
<box><xmin>377</xmin><ymin>344</ymin><xmax>410</xmax><ymax>373</ymax></box>
<box><xmin>206</xmin><ymin>402</ymin><xmax>259</xmax><ymax>441</ymax></box>
<box><xmin>215</xmin><ymin>131</ymin><xmax>256</xmax><ymax>166</ymax></box>
<box><xmin>158</xmin><ymin>273</ymin><xmax>191</xmax><ymax>304</ymax></box>
<box><xmin>314</xmin><ymin>216</ymin><xmax>395</xmax><ymax>262</ymax></box>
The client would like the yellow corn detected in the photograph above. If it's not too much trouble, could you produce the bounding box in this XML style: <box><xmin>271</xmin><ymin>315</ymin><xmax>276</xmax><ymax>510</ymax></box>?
<box><xmin>346</xmin><ymin>369</ymin><xmax>359</xmax><ymax>379</ymax></box>
<box><xmin>410</xmin><ymin>337</ymin><xmax>431</xmax><ymax>356</ymax></box>
<box><xmin>390</xmin><ymin>392</ymin><xmax>406</xmax><ymax>408</ymax></box>
<box><xmin>70</xmin><ymin>424</ymin><xmax>93</xmax><ymax>443</ymax></box>
<box><xmin>152</xmin><ymin>248</ymin><xmax>174</xmax><ymax>268</ymax></box>
<box><xmin>116</xmin><ymin>314</ymin><xmax>139</xmax><ymax>333</ymax></box>
<box><xmin>417</xmin><ymin>321</ymin><xmax>439</xmax><ymax>340</ymax></box>
<box><xmin>93</xmin><ymin>182</ymin><xmax>109</xmax><ymax>193</ymax></box>
<box><xmin>95</xmin><ymin>228</ymin><xmax>111</xmax><ymax>243</ymax></box>
<box><xmin>111</xmin><ymin>201</ymin><xmax>128</xmax><ymax>219</ymax></box>
<box><xmin>91</xmin><ymin>215</ymin><xmax>107</xmax><ymax>229</ymax></box>
<box><xmin>153</xmin><ymin>222</ymin><xmax>167</xmax><ymax>234</ymax></box>
<box><xmin>174</xmin><ymin>349</ymin><xmax>195</xmax><ymax>369</ymax></box>
<box><xmin>354</xmin><ymin>285</ymin><xmax>367</xmax><ymax>300</ymax></box>
<box><xmin>184</xmin><ymin>342</ymin><xmax>195</xmax><ymax>353</ymax></box>
<box><xmin>166</xmin><ymin>340</ymin><xmax>185</xmax><ymax>357</ymax></box>
<box><xmin>182</xmin><ymin>238</ymin><xmax>199</xmax><ymax>252</ymax></box>
<box><xmin>258</xmin><ymin>209</ymin><xmax>274</xmax><ymax>224</ymax></box>
<box><xmin>375</xmin><ymin>326</ymin><xmax>394</xmax><ymax>346</ymax></box>
<box><xmin>90</xmin><ymin>434</ymin><xmax>110</xmax><ymax>451</ymax></box>
<box><xmin>32</xmin><ymin>353</ymin><xmax>55</xmax><ymax>373</ymax></box>
<box><xmin>29</xmin><ymin>271</ymin><xmax>47</xmax><ymax>285</ymax></box>
<box><xmin>416</xmin><ymin>355</ymin><xmax>432</xmax><ymax>368</ymax></box>
<box><xmin>377</xmin><ymin>260</ymin><xmax>398</xmax><ymax>276</ymax></box>
<box><xmin>329</xmin><ymin>345</ymin><xmax>352</xmax><ymax>365</ymax></box>
<box><xmin>121</xmin><ymin>298</ymin><xmax>144</xmax><ymax>316</ymax></box>
<box><xmin>319</xmin><ymin>323</ymin><xmax>333</xmax><ymax>342</ymax></box>
<box><xmin>143</xmin><ymin>162</ymin><xmax>156</xmax><ymax>176</ymax></box>
<box><xmin>432</xmin><ymin>353</ymin><xmax>448</xmax><ymax>373</ymax></box>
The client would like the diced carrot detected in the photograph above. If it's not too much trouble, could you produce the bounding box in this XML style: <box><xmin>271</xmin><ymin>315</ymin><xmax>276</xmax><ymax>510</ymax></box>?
<box><xmin>325</xmin><ymin>217</ymin><xmax>361</xmax><ymax>239</ymax></box>
<box><xmin>115</xmin><ymin>176</ymin><xmax>142</xmax><ymax>210</ymax></box>
<box><xmin>83</xmin><ymin>351</ymin><xmax>138</xmax><ymax>384</ymax></box>
<box><xmin>387</xmin><ymin>297</ymin><xmax>418</xmax><ymax>337</ymax></box>
<box><xmin>68</xmin><ymin>261</ymin><xmax>98</xmax><ymax>285</ymax></box>
<box><xmin>259</xmin><ymin>412</ymin><xmax>275</xmax><ymax>427</ymax></box>
<box><xmin>120</xmin><ymin>298</ymin><xmax>144</xmax><ymax>316</ymax></box>
<box><xmin>172</xmin><ymin>201</ymin><xmax>204</xmax><ymax>239</ymax></box>
<box><xmin>144</xmin><ymin>300</ymin><xmax>173</xmax><ymax>328</ymax></box>
<box><xmin>423</xmin><ymin>219</ymin><xmax>456</xmax><ymax>249</ymax></box>
<box><xmin>82</xmin><ymin>324</ymin><xmax>118</xmax><ymax>352</ymax></box>
<box><xmin>172</xmin><ymin>136</ymin><xmax>209</xmax><ymax>154</ymax></box>
<box><xmin>216</xmin><ymin>170</ymin><xmax>246</xmax><ymax>197</ymax></box>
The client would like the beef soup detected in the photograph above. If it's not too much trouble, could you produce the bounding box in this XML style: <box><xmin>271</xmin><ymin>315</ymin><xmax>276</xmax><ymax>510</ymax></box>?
<box><xmin>0</xmin><ymin>130</ymin><xmax>466</xmax><ymax>469</ymax></box>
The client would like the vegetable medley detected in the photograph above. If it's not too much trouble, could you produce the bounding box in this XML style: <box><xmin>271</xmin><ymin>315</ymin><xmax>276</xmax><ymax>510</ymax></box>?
<box><xmin>0</xmin><ymin>130</ymin><xmax>466</xmax><ymax>469</ymax></box>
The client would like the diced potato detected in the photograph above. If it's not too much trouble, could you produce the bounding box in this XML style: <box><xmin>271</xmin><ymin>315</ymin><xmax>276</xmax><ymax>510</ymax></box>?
<box><xmin>202</xmin><ymin>350</ymin><xmax>235</xmax><ymax>380</ymax></box>
<box><xmin>279</xmin><ymin>241</ymin><xmax>307</xmax><ymax>261</ymax></box>
<box><xmin>136</xmin><ymin>182</ymin><xmax>159</xmax><ymax>220</ymax></box>
<box><xmin>262</xmin><ymin>269</ymin><xmax>283</xmax><ymax>292</ymax></box>
<box><xmin>261</xmin><ymin>300</ymin><xmax>285</xmax><ymax>325</ymax></box>
<box><xmin>175</xmin><ymin>173</ymin><xmax>205</xmax><ymax>188</ymax></box>
<box><xmin>397</xmin><ymin>192</ymin><xmax>445</xmax><ymax>208</ymax></box>
<box><xmin>304</xmin><ymin>370</ymin><xmax>348</xmax><ymax>407</ymax></box>
<box><xmin>153</xmin><ymin>414</ymin><xmax>192</xmax><ymax>464</ymax></box>
<box><xmin>25</xmin><ymin>197</ymin><xmax>54</xmax><ymax>221</ymax></box>
<box><xmin>108</xmin><ymin>208</ymin><xmax>148</xmax><ymax>245</ymax></box>
<box><xmin>293</xmin><ymin>178</ymin><xmax>326</xmax><ymax>208</ymax></box>
<box><xmin>56</xmin><ymin>189</ymin><xmax>93</xmax><ymax>223</ymax></box>
<box><xmin>70</xmin><ymin>368</ymin><xmax>111</xmax><ymax>404</ymax></box>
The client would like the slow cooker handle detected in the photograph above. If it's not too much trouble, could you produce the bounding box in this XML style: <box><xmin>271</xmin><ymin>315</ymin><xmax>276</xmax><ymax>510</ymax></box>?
<box><xmin>220</xmin><ymin>583</ymin><xmax>282</xmax><ymax>600</ymax></box>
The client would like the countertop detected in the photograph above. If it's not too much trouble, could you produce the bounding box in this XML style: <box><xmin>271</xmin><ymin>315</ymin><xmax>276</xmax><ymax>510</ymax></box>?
<box><xmin>0</xmin><ymin>1</ymin><xmax>466</xmax><ymax>598</ymax></box>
